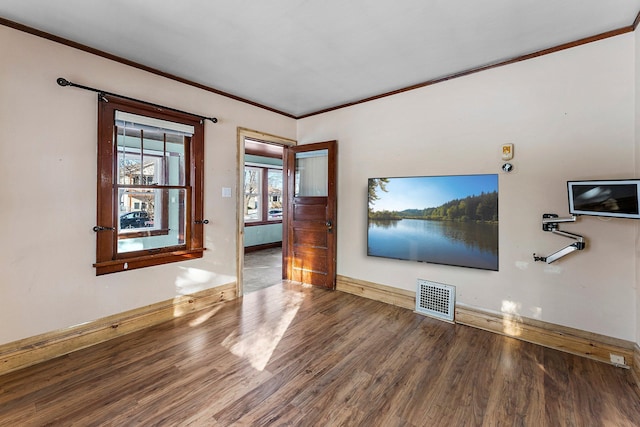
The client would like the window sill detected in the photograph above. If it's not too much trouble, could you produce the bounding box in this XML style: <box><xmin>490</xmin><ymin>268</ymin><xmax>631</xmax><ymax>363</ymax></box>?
<box><xmin>244</xmin><ymin>220</ymin><xmax>283</xmax><ymax>227</ymax></box>
<box><xmin>94</xmin><ymin>248</ymin><xmax>205</xmax><ymax>275</ymax></box>
<box><xmin>118</xmin><ymin>228</ymin><xmax>170</xmax><ymax>239</ymax></box>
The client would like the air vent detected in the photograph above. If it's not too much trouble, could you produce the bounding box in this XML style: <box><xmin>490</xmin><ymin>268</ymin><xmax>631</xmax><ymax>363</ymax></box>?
<box><xmin>415</xmin><ymin>279</ymin><xmax>455</xmax><ymax>323</ymax></box>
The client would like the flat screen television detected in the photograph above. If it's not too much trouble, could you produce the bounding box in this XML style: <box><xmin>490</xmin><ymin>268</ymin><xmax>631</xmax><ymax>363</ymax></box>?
<box><xmin>567</xmin><ymin>179</ymin><xmax>640</xmax><ymax>219</ymax></box>
<box><xmin>367</xmin><ymin>174</ymin><xmax>499</xmax><ymax>271</ymax></box>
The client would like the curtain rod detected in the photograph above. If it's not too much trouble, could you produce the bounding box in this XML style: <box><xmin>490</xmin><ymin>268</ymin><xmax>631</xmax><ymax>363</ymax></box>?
<box><xmin>56</xmin><ymin>77</ymin><xmax>218</xmax><ymax>124</ymax></box>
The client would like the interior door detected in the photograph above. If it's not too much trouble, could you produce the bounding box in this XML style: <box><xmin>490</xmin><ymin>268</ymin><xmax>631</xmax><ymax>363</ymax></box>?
<box><xmin>284</xmin><ymin>141</ymin><xmax>337</xmax><ymax>289</ymax></box>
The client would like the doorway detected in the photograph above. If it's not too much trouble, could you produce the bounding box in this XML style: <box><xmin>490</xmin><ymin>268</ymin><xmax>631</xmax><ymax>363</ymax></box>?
<box><xmin>243</xmin><ymin>246</ymin><xmax>283</xmax><ymax>293</ymax></box>
<box><xmin>237</xmin><ymin>128</ymin><xmax>296</xmax><ymax>296</ymax></box>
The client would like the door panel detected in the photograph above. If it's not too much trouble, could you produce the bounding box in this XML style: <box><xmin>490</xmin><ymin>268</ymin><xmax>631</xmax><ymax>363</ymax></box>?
<box><xmin>292</xmin><ymin>248</ymin><xmax>328</xmax><ymax>273</ymax></box>
<box><xmin>293</xmin><ymin>203</ymin><xmax>327</xmax><ymax>221</ymax></box>
<box><xmin>293</xmin><ymin>229</ymin><xmax>327</xmax><ymax>247</ymax></box>
<box><xmin>284</xmin><ymin>141</ymin><xmax>337</xmax><ymax>289</ymax></box>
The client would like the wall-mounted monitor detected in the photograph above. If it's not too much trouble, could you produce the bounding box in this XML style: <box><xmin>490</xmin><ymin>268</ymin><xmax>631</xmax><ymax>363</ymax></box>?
<box><xmin>367</xmin><ymin>174</ymin><xmax>499</xmax><ymax>271</ymax></box>
<box><xmin>567</xmin><ymin>179</ymin><xmax>640</xmax><ymax>219</ymax></box>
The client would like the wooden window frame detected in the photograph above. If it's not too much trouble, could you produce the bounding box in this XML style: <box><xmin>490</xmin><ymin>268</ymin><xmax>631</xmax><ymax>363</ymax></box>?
<box><xmin>94</xmin><ymin>95</ymin><xmax>205</xmax><ymax>275</ymax></box>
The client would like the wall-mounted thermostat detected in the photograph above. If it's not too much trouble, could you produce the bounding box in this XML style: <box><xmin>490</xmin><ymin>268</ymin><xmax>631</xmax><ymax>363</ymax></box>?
<box><xmin>502</xmin><ymin>143</ymin><xmax>514</xmax><ymax>160</ymax></box>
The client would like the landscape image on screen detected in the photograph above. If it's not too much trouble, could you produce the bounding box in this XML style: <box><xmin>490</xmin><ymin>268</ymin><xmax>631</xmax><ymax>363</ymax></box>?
<box><xmin>367</xmin><ymin>174</ymin><xmax>499</xmax><ymax>271</ymax></box>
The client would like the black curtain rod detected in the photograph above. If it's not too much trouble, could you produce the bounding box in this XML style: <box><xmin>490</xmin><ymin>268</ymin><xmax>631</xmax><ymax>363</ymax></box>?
<box><xmin>56</xmin><ymin>77</ymin><xmax>218</xmax><ymax>124</ymax></box>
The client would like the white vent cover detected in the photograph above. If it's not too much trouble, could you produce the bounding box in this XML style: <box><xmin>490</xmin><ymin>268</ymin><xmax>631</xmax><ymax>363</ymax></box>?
<box><xmin>416</xmin><ymin>279</ymin><xmax>455</xmax><ymax>322</ymax></box>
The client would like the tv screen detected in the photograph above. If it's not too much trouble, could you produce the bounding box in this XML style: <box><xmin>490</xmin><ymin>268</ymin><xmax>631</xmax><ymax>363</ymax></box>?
<box><xmin>567</xmin><ymin>179</ymin><xmax>640</xmax><ymax>219</ymax></box>
<box><xmin>367</xmin><ymin>174</ymin><xmax>499</xmax><ymax>271</ymax></box>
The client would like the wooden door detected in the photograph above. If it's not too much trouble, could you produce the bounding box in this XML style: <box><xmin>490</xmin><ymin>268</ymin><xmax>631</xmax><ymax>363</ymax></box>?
<box><xmin>283</xmin><ymin>141</ymin><xmax>337</xmax><ymax>289</ymax></box>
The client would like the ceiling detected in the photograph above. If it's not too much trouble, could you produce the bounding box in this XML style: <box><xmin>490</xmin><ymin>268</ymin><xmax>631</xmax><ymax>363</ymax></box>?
<box><xmin>2</xmin><ymin>1</ymin><xmax>640</xmax><ymax>117</ymax></box>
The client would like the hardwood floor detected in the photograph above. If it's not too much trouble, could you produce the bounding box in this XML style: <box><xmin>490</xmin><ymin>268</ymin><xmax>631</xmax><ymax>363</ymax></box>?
<box><xmin>1</xmin><ymin>282</ymin><xmax>639</xmax><ymax>426</ymax></box>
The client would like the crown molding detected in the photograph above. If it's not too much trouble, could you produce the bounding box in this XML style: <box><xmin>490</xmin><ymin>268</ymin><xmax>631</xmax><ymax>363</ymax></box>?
<box><xmin>0</xmin><ymin>17</ymin><xmax>295</xmax><ymax>119</ymax></box>
<box><xmin>2</xmin><ymin>12</ymin><xmax>639</xmax><ymax>120</ymax></box>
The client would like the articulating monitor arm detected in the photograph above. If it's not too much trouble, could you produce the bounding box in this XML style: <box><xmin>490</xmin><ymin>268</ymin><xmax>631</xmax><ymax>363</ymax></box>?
<box><xmin>533</xmin><ymin>214</ymin><xmax>585</xmax><ymax>264</ymax></box>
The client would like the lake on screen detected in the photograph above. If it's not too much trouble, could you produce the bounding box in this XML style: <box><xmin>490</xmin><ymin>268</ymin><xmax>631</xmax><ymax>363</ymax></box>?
<box><xmin>367</xmin><ymin>218</ymin><xmax>498</xmax><ymax>271</ymax></box>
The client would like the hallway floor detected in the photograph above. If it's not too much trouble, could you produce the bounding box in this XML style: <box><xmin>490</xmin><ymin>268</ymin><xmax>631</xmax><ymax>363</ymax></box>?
<box><xmin>243</xmin><ymin>246</ymin><xmax>283</xmax><ymax>294</ymax></box>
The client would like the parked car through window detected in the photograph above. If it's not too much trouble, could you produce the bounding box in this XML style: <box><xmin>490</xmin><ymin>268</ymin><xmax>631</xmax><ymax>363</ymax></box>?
<box><xmin>119</xmin><ymin>211</ymin><xmax>152</xmax><ymax>229</ymax></box>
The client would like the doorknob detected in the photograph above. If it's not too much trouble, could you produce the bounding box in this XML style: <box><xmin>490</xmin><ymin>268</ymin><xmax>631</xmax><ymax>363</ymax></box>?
<box><xmin>326</xmin><ymin>220</ymin><xmax>333</xmax><ymax>233</ymax></box>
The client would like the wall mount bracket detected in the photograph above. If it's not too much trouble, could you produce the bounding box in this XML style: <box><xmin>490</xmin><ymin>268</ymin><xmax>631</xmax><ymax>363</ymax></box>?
<box><xmin>533</xmin><ymin>213</ymin><xmax>585</xmax><ymax>264</ymax></box>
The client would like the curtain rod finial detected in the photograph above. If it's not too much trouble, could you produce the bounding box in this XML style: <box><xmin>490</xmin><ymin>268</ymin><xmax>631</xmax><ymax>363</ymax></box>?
<box><xmin>57</xmin><ymin>77</ymin><xmax>70</xmax><ymax>87</ymax></box>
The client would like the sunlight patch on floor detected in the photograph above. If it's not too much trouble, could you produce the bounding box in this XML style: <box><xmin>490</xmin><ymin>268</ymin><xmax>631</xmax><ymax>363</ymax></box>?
<box><xmin>221</xmin><ymin>291</ymin><xmax>305</xmax><ymax>371</ymax></box>
<box><xmin>189</xmin><ymin>305</ymin><xmax>224</xmax><ymax>327</ymax></box>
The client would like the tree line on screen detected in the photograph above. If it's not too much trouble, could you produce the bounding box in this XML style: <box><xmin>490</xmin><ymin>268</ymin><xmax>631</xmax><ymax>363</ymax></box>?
<box><xmin>368</xmin><ymin>178</ymin><xmax>498</xmax><ymax>222</ymax></box>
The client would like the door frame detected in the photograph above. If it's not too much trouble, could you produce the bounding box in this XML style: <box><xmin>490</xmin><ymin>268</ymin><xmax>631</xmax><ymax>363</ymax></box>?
<box><xmin>236</xmin><ymin>127</ymin><xmax>296</xmax><ymax>297</ymax></box>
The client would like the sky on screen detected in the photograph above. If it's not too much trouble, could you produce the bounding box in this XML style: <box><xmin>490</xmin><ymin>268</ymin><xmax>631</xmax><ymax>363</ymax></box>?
<box><xmin>370</xmin><ymin>174</ymin><xmax>498</xmax><ymax>212</ymax></box>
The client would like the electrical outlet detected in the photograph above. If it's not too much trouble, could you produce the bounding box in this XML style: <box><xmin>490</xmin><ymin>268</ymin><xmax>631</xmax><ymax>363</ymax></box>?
<box><xmin>609</xmin><ymin>354</ymin><xmax>625</xmax><ymax>365</ymax></box>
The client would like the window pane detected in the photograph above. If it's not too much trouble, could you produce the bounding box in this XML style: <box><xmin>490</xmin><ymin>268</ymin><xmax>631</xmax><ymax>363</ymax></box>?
<box><xmin>244</xmin><ymin>167</ymin><xmax>261</xmax><ymax>222</ymax></box>
<box><xmin>117</xmin><ymin>127</ymin><xmax>142</xmax><ymax>185</ymax></box>
<box><xmin>268</xmin><ymin>169</ymin><xmax>283</xmax><ymax>220</ymax></box>
<box><xmin>166</xmin><ymin>133</ymin><xmax>186</xmax><ymax>186</ymax></box>
<box><xmin>117</xmin><ymin>188</ymin><xmax>186</xmax><ymax>254</ymax></box>
<box><xmin>116</xmin><ymin>122</ymin><xmax>187</xmax><ymax>187</ymax></box>
<box><xmin>118</xmin><ymin>187</ymin><xmax>157</xmax><ymax>232</ymax></box>
<box><xmin>294</xmin><ymin>149</ymin><xmax>328</xmax><ymax>196</ymax></box>
<box><xmin>141</xmin><ymin>129</ymin><xmax>163</xmax><ymax>184</ymax></box>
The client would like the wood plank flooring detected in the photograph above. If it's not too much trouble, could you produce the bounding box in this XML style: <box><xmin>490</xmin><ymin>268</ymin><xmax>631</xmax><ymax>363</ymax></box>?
<box><xmin>1</xmin><ymin>282</ymin><xmax>639</xmax><ymax>426</ymax></box>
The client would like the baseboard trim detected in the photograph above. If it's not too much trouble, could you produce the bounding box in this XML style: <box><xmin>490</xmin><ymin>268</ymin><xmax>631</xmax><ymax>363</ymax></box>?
<box><xmin>0</xmin><ymin>282</ymin><xmax>237</xmax><ymax>376</ymax></box>
<box><xmin>336</xmin><ymin>275</ymin><xmax>635</xmax><ymax>369</ymax></box>
<box><xmin>336</xmin><ymin>275</ymin><xmax>415</xmax><ymax>310</ymax></box>
<box><xmin>455</xmin><ymin>304</ymin><xmax>634</xmax><ymax>368</ymax></box>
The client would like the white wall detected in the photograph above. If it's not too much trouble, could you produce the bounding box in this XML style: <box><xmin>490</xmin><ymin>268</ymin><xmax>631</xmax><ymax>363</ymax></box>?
<box><xmin>2</xmin><ymin>23</ymin><xmax>638</xmax><ymax>347</ymax></box>
<box><xmin>298</xmin><ymin>34</ymin><xmax>637</xmax><ymax>341</ymax></box>
<box><xmin>0</xmin><ymin>26</ymin><xmax>296</xmax><ymax>345</ymax></box>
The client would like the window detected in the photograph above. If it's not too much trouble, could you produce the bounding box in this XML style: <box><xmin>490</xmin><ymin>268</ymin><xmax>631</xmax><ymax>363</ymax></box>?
<box><xmin>95</xmin><ymin>95</ymin><xmax>205</xmax><ymax>275</ymax></box>
<box><xmin>267</xmin><ymin>168</ymin><xmax>283</xmax><ymax>220</ymax></box>
<box><xmin>244</xmin><ymin>166</ymin><xmax>262</xmax><ymax>222</ymax></box>
<box><xmin>243</xmin><ymin>165</ymin><xmax>283</xmax><ymax>224</ymax></box>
